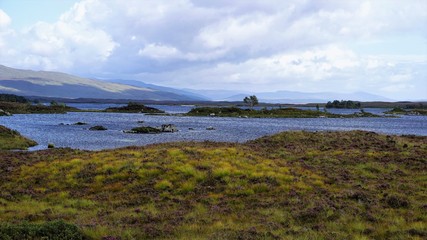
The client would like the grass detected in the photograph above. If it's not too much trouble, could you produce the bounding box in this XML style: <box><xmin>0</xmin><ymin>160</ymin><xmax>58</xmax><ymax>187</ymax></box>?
<box><xmin>0</xmin><ymin>102</ymin><xmax>80</xmax><ymax>114</ymax></box>
<box><xmin>104</xmin><ymin>102</ymin><xmax>164</xmax><ymax>113</ymax></box>
<box><xmin>0</xmin><ymin>125</ymin><xmax>37</xmax><ymax>150</ymax></box>
<box><xmin>128</xmin><ymin>126</ymin><xmax>162</xmax><ymax>134</ymax></box>
<box><xmin>0</xmin><ymin>130</ymin><xmax>425</xmax><ymax>239</ymax></box>
<box><xmin>384</xmin><ymin>107</ymin><xmax>427</xmax><ymax>116</ymax></box>
<box><xmin>186</xmin><ymin>106</ymin><xmax>381</xmax><ymax>118</ymax></box>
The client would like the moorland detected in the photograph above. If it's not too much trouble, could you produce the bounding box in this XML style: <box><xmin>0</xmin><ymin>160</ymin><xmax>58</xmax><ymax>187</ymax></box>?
<box><xmin>0</xmin><ymin>125</ymin><xmax>426</xmax><ymax>239</ymax></box>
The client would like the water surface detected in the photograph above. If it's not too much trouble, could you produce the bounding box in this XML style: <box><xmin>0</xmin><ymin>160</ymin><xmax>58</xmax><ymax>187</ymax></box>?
<box><xmin>0</xmin><ymin>106</ymin><xmax>425</xmax><ymax>150</ymax></box>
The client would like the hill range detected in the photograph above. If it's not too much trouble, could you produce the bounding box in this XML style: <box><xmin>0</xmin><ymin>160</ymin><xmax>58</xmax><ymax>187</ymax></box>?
<box><xmin>1</xmin><ymin>65</ymin><xmax>394</xmax><ymax>103</ymax></box>
<box><xmin>0</xmin><ymin>65</ymin><xmax>204</xmax><ymax>101</ymax></box>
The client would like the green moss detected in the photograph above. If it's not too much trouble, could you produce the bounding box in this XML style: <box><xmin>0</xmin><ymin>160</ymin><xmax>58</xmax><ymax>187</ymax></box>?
<box><xmin>155</xmin><ymin>179</ymin><xmax>173</xmax><ymax>190</ymax></box>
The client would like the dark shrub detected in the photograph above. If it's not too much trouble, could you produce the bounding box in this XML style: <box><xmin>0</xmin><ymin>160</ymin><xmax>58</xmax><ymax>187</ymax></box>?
<box><xmin>130</xmin><ymin>126</ymin><xmax>161</xmax><ymax>134</ymax></box>
<box><xmin>384</xmin><ymin>195</ymin><xmax>410</xmax><ymax>208</ymax></box>
<box><xmin>0</xmin><ymin>220</ymin><xmax>85</xmax><ymax>240</ymax></box>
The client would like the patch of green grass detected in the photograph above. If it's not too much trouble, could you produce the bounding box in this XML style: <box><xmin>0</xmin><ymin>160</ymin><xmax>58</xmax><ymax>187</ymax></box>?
<box><xmin>0</xmin><ymin>125</ymin><xmax>37</xmax><ymax>150</ymax></box>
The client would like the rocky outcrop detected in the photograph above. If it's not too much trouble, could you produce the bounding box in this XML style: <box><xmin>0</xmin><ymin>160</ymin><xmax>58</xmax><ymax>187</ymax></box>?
<box><xmin>89</xmin><ymin>125</ymin><xmax>107</xmax><ymax>131</ymax></box>
<box><xmin>161</xmin><ymin>124</ymin><xmax>177</xmax><ymax>132</ymax></box>
<box><xmin>126</xmin><ymin>126</ymin><xmax>161</xmax><ymax>134</ymax></box>
<box><xmin>125</xmin><ymin>124</ymin><xmax>178</xmax><ymax>134</ymax></box>
<box><xmin>0</xmin><ymin>109</ymin><xmax>12</xmax><ymax>116</ymax></box>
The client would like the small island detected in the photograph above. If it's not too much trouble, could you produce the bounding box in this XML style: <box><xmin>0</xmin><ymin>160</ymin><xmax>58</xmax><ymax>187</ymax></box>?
<box><xmin>125</xmin><ymin>124</ymin><xmax>178</xmax><ymax>134</ymax></box>
<box><xmin>0</xmin><ymin>94</ymin><xmax>80</xmax><ymax>114</ymax></box>
<box><xmin>186</xmin><ymin>106</ymin><xmax>379</xmax><ymax>118</ymax></box>
<box><xmin>384</xmin><ymin>107</ymin><xmax>427</xmax><ymax>116</ymax></box>
<box><xmin>326</xmin><ymin>100</ymin><xmax>362</xmax><ymax>109</ymax></box>
<box><xmin>104</xmin><ymin>102</ymin><xmax>164</xmax><ymax>113</ymax></box>
<box><xmin>89</xmin><ymin>125</ymin><xmax>108</xmax><ymax>131</ymax></box>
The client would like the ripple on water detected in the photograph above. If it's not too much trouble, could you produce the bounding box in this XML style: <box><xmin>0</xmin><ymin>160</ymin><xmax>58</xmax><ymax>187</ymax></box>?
<box><xmin>0</xmin><ymin>109</ymin><xmax>425</xmax><ymax>150</ymax></box>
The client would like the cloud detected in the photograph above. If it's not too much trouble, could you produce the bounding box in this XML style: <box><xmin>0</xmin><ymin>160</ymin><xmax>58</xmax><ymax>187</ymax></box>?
<box><xmin>5</xmin><ymin>9</ymin><xmax>117</xmax><ymax>71</ymax></box>
<box><xmin>138</xmin><ymin>43</ymin><xmax>182</xmax><ymax>59</ymax></box>
<box><xmin>0</xmin><ymin>9</ymin><xmax>11</xmax><ymax>28</ymax></box>
<box><xmin>0</xmin><ymin>0</ymin><xmax>426</xmax><ymax>99</ymax></box>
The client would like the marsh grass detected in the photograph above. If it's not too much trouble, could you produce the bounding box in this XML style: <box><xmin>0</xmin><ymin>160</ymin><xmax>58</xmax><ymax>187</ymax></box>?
<box><xmin>0</xmin><ymin>130</ymin><xmax>425</xmax><ymax>239</ymax></box>
<box><xmin>0</xmin><ymin>125</ymin><xmax>37</xmax><ymax>150</ymax></box>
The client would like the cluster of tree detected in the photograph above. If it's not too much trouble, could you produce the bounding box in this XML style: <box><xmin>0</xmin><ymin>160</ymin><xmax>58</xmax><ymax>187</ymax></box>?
<box><xmin>243</xmin><ymin>95</ymin><xmax>259</xmax><ymax>108</ymax></box>
<box><xmin>49</xmin><ymin>100</ymin><xmax>67</xmax><ymax>107</ymax></box>
<box><xmin>326</xmin><ymin>100</ymin><xmax>361</xmax><ymax>109</ymax></box>
<box><xmin>0</xmin><ymin>94</ymin><xmax>28</xmax><ymax>103</ymax></box>
<box><xmin>405</xmin><ymin>103</ymin><xmax>425</xmax><ymax>109</ymax></box>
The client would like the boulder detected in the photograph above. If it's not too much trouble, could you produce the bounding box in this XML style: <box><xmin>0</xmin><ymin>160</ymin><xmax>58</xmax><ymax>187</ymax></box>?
<box><xmin>0</xmin><ymin>109</ymin><xmax>12</xmax><ymax>116</ymax></box>
<box><xmin>161</xmin><ymin>124</ymin><xmax>178</xmax><ymax>132</ymax></box>
<box><xmin>89</xmin><ymin>125</ymin><xmax>107</xmax><ymax>131</ymax></box>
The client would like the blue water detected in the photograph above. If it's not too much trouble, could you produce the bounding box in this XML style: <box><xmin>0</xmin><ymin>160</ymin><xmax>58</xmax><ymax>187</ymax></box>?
<box><xmin>0</xmin><ymin>105</ymin><xmax>425</xmax><ymax>151</ymax></box>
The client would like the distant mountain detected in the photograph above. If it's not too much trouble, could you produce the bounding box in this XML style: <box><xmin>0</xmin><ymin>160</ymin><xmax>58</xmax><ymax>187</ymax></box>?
<box><xmin>0</xmin><ymin>65</ymin><xmax>201</xmax><ymax>101</ymax></box>
<box><xmin>184</xmin><ymin>89</ymin><xmax>393</xmax><ymax>103</ymax></box>
<box><xmin>105</xmin><ymin>79</ymin><xmax>208</xmax><ymax>101</ymax></box>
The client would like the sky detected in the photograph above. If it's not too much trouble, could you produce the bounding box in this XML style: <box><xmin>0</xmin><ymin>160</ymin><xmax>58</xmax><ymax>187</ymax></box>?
<box><xmin>0</xmin><ymin>0</ymin><xmax>426</xmax><ymax>100</ymax></box>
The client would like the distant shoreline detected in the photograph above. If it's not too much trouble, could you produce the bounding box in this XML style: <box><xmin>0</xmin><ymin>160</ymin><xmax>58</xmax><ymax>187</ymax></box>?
<box><xmin>22</xmin><ymin>95</ymin><xmax>427</xmax><ymax>109</ymax></box>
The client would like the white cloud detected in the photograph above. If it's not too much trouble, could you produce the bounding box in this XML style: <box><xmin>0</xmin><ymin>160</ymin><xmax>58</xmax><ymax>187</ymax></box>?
<box><xmin>138</xmin><ymin>43</ymin><xmax>182</xmax><ymax>59</ymax></box>
<box><xmin>0</xmin><ymin>0</ymin><xmax>426</xmax><ymax>99</ymax></box>
<box><xmin>381</xmin><ymin>84</ymin><xmax>414</xmax><ymax>93</ymax></box>
<box><xmin>0</xmin><ymin>9</ymin><xmax>11</xmax><ymax>28</ymax></box>
<box><xmin>390</xmin><ymin>73</ymin><xmax>412</xmax><ymax>83</ymax></box>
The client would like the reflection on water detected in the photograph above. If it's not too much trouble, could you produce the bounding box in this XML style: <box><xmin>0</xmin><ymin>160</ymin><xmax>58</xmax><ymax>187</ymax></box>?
<box><xmin>0</xmin><ymin>105</ymin><xmax>425</xmax><ymax>150</ymax></box>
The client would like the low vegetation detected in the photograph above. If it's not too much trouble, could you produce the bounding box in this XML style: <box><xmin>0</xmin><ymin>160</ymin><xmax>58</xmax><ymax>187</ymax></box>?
<box><xmin>0</xmin><ymin>94</ymin><xmax>29</xmax><ymax>103</ymax></box>
<box><xmin>104</xmin><ymin>102</ymin><xmax>164</xmax><ymax>113</ymax></box>
<box><xmin>0</xmin><ymin>130</ymin><xmax>425</xmax><ymax>239</ymax></box>
<box><xmin>0</xmin><ymin>125</ymin><xmax>37</xmax><ymax>150</ymax></box>
<box><xmin>0</xmin><ymin>220</ymin><xmax>84</xmax><ymax>240</ymax></box>
<box><xmin>186</xmin><ymin>106</ymin><xmax>380</xmax><ymax>118</ymax></box>
<box><xmin>385</xmin><ymin>107</ymin><xmax>427</xmax><ymax>116</ymax></box>
<box><xmin>0</xmin><ymin>101</ymin><xmax>79</xmax><ymax>114</ymax></box>
<box><xmin>326</xmin><ymin>100</ymin><xmax>362</xmax><ymax>109</ymax></box>
<box><xmin>128</xmin><ymin>126</ymin><xmax>162</xmax><ymax>134</ymax></box>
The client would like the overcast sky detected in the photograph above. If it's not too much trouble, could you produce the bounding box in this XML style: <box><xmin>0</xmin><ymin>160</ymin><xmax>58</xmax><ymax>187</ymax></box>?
<box><xmin>0</xmin><ymin>0</ymin><xmax>426</xmax><ymax>100</ymax></box>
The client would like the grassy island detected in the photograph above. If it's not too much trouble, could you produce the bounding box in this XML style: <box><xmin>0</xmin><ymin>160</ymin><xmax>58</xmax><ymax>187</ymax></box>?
<box><xmin>0</xmin><ymin>125</ymin><xmax>37</xmax><ymax>150</ymax></box>
<box><xmin>186</xmin><ymin>107</ymin><xmax>380</xmax><ymax>118</ymax></box>
<box><xmin>0</xmin><ymin>130</ymin><xmax>425</xmax><ymax>239</ymax></box>
<box><xmin>385</xmin><ymin>107</ymin><xmax>427</xmax><ymax>116</ymax></box>
<box><xmin>0</xmin><ymin>94</ymin><xmax>80</xmax><ymax>114</ymax></box>
<box><xmin>104</xmin><ymin>102</ymin><xmax>164</xmax><ymax>113</ymax></box>
<box><xmin>0</xmin><ymin>101</ymin><xmax>80</xmax><ymax>114</ymax></box>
